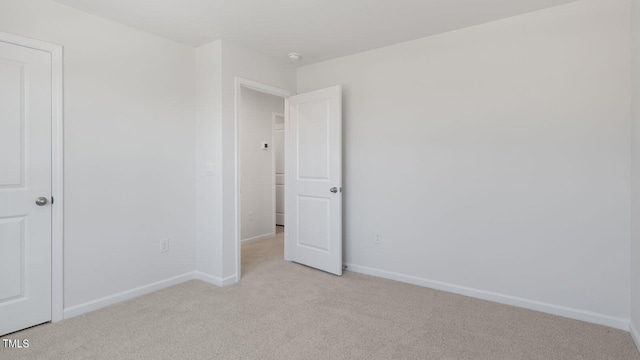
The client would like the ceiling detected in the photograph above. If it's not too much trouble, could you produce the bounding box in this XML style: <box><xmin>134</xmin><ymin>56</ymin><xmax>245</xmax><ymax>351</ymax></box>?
<box><xmin>52</xmin><ymin>0</ymin><xmax>576</xmax><ymax>65</ymax></box>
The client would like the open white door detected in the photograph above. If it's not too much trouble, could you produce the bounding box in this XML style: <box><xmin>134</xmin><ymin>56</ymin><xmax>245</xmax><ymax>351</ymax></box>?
<box><xmin>0</xmin><ymin>41</ymin><xmax>52</xmax><ymax>335</ymax></box>
<box><xmin>285</xmin><ymin>86</ymin><xmax>342</xmax><ymax>275</ymax></box>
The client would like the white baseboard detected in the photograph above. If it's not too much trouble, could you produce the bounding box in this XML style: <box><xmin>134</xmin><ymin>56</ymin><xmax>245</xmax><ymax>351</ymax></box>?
<box><xmin>63</xmin><ymin>272</ymin><xmax>196</xmax><ymax>319</ymax></box>
<box><xmin>344</xmin><ymin>263</ymin><xmax>630</xmax><ymax>331</ymax></box>
<box><xmin>194</xmin><ymin>271</ymin><xmax>237</xmax><ymax>287</ymax></box>
<box><xmin>63</xmin><ymin>271</ymin><xmax>240</xmax><ymax>319</ymax></box>
<box><xmin>631</xmin><ymin>321</ymin><xmax>640</xmax><ymax>353</ymax></box>
<box><xmin>241</xmin><ymin>232</ymin><xmax>275</xmax><ymax>244</ymax></box>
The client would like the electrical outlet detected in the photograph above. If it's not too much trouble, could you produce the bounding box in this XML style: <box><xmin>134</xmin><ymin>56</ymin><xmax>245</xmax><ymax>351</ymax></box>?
<box><xmin>374</xmin><ymin>233</ymin><xmax>381</xmax><ymax>244</ymax></box>
<box><xmin>249</xmin><ymin>211</ymin><xmax>254</xmax><ymax>221</ymax></box>
<box><xmin>160</xmin><ymin>238</ymin><xmax>169</xmax><ymax>253</ymax></box>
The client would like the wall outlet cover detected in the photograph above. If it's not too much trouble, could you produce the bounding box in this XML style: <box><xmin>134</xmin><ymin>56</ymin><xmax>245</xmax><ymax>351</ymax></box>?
<box><xmin>160</xmin><ymin>238</ymin><xmax>169</xmax><ymax>253</ymax></box>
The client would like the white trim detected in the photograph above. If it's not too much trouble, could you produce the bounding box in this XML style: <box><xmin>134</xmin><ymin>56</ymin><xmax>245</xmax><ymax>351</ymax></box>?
<box><xmin>271</xmin><ymin>113</ymin><xmax>278</xmax><ymax>235</ymax></box>
<box><xmin>234</xmin><ymin>77</ymin><xmax>293</xmax><ymax>284</ymax></box>
<box><xmin>238</xmin><ymin>78</ymin><xmax>294</xmax><ymax>98</ymax></box>
<box><xmin>272</xmin><ymin>112</ymin><xmax>284</xmax><ymax>229</ymax></box>
<box><xmin>242</xmin><ymin>232</ymin><xmax>276</xmax><ymax>244</ymax></box>
<box><xmin>194</xmin><ymin>272</ymin><xmax>237</xmax><ymax>287</ymax></box>
<box><xmin>63</xmin><ymin>273</ymin><xmax>195</xmax><ymax>319</ymax></box>
<box><xmin>50</xmin><ymin>41</ymin><xmax>64</xmax><ymax>325</ymax></box>
<box><xmin>283</xmin><ymin>99</ymin><xmax>291</xmax><ymax>262</ymax></box>
<box><xmin>345</xmin><ymin>263</ymin><xmax>630</xmax><ymax>331</ymax></box>
<box><xmin>0</xmin><ymin>32</ymin><xmax>65</xmax><ymax>323</ymax></box>
<box><xmin>631</xmin><ymin>321</ymin><xmax>640</xmax><ymax>353</ymax></box>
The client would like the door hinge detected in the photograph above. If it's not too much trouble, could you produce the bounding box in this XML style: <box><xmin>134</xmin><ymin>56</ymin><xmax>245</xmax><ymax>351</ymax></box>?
<box><xmin>51</xmin><ymin>196</ymin><xmax>54</xmax><ymax>205</ymax></box>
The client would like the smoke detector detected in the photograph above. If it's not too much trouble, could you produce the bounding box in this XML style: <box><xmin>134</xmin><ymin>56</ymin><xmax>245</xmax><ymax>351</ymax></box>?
<box><xmin>288</xmin><ymin>53</ymin><xmax>301</xmax><ymax>62</ymax></box>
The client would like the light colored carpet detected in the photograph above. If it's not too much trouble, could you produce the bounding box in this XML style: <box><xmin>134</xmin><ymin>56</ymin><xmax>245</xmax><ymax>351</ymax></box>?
<box><xmin>2</xmin><ymin>229</ymin><xmax>639</xmax><ymax>359</ymax></box>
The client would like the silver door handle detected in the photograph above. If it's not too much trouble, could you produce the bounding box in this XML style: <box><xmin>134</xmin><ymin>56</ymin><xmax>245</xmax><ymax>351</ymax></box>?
<box><xmin>35</xmin><ymin>197</ymin><xmax>48</xmax><ymax>206</ymax></box>
<box><xmin>330</xmin><ymin>187</ymin><xmax>338</xmax><ymax>193</ymax></box>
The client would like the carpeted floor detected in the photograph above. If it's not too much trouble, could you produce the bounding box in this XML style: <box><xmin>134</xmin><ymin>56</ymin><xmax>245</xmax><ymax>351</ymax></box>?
<box><xmin>2</xmin><ymin>228</ymin><xmax>639</xmax><ymax>359</ymax></box>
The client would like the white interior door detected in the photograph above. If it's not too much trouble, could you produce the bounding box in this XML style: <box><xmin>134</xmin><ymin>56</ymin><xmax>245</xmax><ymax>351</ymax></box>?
<box><xmin>285</xmin><ymin>86</ymin><xmax>342</xmax><ymax>275</ymax></box>
<box><xmin>274</xmin><ymin>122</ymin><xmax>285</xmax><ymax>226</ymax></box>
<box><xmin>0</xmin><ymin>41</ymin><xmax>52</xmax><ymax>335</ymax></box>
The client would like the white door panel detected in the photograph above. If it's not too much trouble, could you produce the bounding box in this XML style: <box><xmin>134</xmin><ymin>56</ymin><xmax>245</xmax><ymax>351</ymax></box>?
<box><xmin>274</xmin><ymin>125</ymin><xmax>285</xmax><ymax>175</ymax></box>
<box><xmin>0</xmin><ymin>41</ymin><xmax>52</xmax><ymax>336</ymax></box>
<box><xmin>274</xmin><ymin>123</ymin><xmax>285</xmax><ymax>226</ymax></box>
<box><xmin>0</xmin><ymin>60</ymin><xmax>24</xmax><ymax>186</ymax></box>
<box><xmin>285</xmin><ymin>86</ymin><xmax>342</xmax><ymax>275</ymax></box>
<box><xmin>0</xmin><ymin>217</ymin><xmax>24</xmax><ymax>300</ymax></box>
<box><xmin>297</xmin><ymin>99</ymin><xmax>330</xmax><ymax>180</ymax></box>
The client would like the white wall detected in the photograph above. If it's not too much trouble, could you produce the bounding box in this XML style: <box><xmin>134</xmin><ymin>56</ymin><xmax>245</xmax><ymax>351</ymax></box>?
<box><xmin>2</xmin><ymin>0</ymin><xmax>635</xmax><ymax>336</ymax></box>
<box><xmin>239</xmin><ymin>87</ymin><xmax>283</xmax><ymax>242</ymax></box>
<box><xmin>631</xmin><ymin>0</ymin><xmax>640</xmax><ymax>349</ymax></box>
<box><xmin>194</xmin><ymin>40</ymin><xmax>295</xmax><ymax>283</ymax></box>
<box><xmin>0</xmin><ymin>0</ymin><xmax>197</xmax><ymax>311</ymax></box>
<box><xmin>220</xmin><ymin>41</ymin><xmax>296</xmax><ymax>278</ymax></box>
<box><xmin>298</xmin><ymin>0</ymin><xmax>632</xmax><ymax>328</ymax></box>
<box><xmin>196</xmin><ymin>41</ymin><xmax>223</xmax><ymax>280</ymax></box>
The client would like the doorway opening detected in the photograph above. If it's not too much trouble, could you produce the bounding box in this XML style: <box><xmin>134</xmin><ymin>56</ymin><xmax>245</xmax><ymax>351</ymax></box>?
<box><xmin>234</xmin><ymin>80</ymin><xmax>343</xmax><ymax>280</ymax></box>
<box><xmin>234</xmin><ymin>79</ymin><xmax>293</xmax><ymax>280</ymax></box>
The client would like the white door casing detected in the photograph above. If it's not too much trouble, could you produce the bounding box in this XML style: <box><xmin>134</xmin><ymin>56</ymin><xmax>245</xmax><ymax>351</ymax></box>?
<box><xmin>285</xmin><ymin>85</ymin><xmax>342</xmax><ymax>275</ymax></box>
<box><xmin>0</xmin><ymin>40</ymin><xmax>53</xmax><ymax>335</ymax></box>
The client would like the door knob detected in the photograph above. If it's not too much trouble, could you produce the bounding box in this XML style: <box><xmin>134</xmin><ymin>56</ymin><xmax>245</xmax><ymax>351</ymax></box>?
<box><xmin>35</xmin><ymin>197</ymin><xmax>48</xmax><ymax>206</ymax></box>
<box><xmin>330</xmin><ymin>187</ymin><xmax>338</xmax><ymax>193</ymax></box>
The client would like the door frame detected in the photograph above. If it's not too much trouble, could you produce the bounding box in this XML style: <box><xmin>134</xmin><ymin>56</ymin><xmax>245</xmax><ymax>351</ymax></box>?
<box><xmin>234</xmin><ymin>78</ymin><xmax>293</xmax><ymax>282</ymax></box>
<box><xmin>271</xmin><ymin>112</ymin><xmax>284</xmax><ymax>231</ymax></box>
<box><xmin>0</xmin><ymin>31</ymin><xmax>64</xmax><ymax>323</ymax></box>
